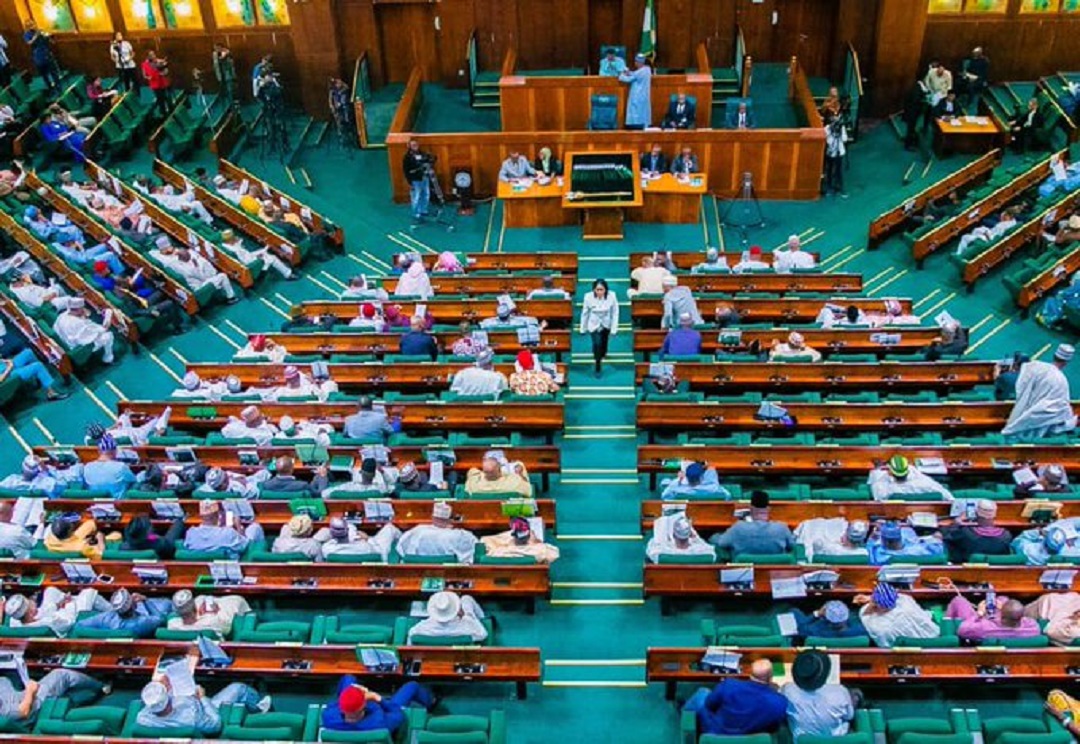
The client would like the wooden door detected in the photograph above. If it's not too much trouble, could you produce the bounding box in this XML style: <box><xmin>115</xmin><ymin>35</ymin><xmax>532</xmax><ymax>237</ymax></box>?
<box><xmin>375</xmin><ymin>3</ymin><xmax>441</xmax><ymax>82</ymax></box>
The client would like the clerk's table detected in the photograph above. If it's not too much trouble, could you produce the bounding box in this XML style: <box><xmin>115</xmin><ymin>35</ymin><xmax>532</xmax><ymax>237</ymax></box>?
<box><xmin>933</xmin><ymin>115</ymin><xmax>1001</xmax><ymax>157</ymax></box>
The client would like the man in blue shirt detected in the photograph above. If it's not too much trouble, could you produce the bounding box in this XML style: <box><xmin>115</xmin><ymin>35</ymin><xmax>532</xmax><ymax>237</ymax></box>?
<box><xmin>399</xmin><ymin>316</ymin><xmax>438</xmax><ymax>361</ymax></box>
<box><xmin>342</xmin><ymin>396</ymin><xmax>396</xmax><ymax>441</ymax></box>
<box><xmin>182</xmin><ymin>499</ymin><xmax>264</xmax><ymax>558</ymax></box>
<box><xmin>83</xmin><ymin>434</ymin><xmax>137</xmax><ymax>498</ymax></box>
<box><xmin>74</xmin><ymin>588</ymin><xmax>171</xmax><ymax>638</ymax></box>
<box><xmin>322</xmin><ymin>676</ymin><xmax>434</xmax><ymax>733</ymax></box>
<box><xmin>683</xmin><ymin>659</ymin><xmax>787</xmax><ymax>735</ymax></box>
<box><xmin>793</xmin><ymin>600</ymin><xmax>867</xmax><ymax>640</ymax></box>
<box><xmin>866</xmin><ymin>521</ymin><xmax>945</xmax><ymax>565</ymax></box>
<box><xmin>659</xmin><ymin>312</ymin><xmax>702</xmax><ymax>357</ymax></box>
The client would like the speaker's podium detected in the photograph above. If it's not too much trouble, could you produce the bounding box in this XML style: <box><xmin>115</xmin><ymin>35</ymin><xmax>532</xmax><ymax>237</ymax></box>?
<box><xmin>562</xmin><ymin>152</ymin><xmax>642</xmax><ymax>240</ymax></box>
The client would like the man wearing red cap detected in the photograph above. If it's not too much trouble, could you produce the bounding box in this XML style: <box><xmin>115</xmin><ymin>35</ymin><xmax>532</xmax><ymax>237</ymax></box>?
<box><xmin>236</xmin><ymin>334</ymin><xmax>288</xmax><ymax>363</ymax></box>
<box><xmin>509</xmin><ymin>349</ymin><xmax>559</xmax><ymax>395</ymax></box>
<box><xmin>731</xmin><ymin>246</ymin><xmax>770</xmax><ymax>273</ymax></box>
<box><xmin>322</xmin><ymin>677</ymin><xmax>433</xmax><ymax>733</ymax></box>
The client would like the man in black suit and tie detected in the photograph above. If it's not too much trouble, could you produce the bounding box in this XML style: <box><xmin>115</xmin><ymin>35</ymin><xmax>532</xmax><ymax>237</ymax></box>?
<box><xmin>640</xmin><ymin>144</ymin><xmax>668</xmax><ymax>176</ymax></box>
<box><xmin>662</xmin><ymin>92</ymin><xmax>696</xmax><ymax>129</ymax></box>
<box><xmin>933</xmin><ymin>89</ymin><xmax>963</xmax><ymax>119</ymax></box>
<box><xmin>726</xmin><ymin>101</ymin><xmax>754</xmax><ymax>130</ymax></box>
<box><xmin>1009</xmin><ymin>98</ymin><xmax>1044</xmax><ymax>153</ymax></box>
<box><xmin>670</xmin><ymin>146</ymin><xmax>699</xmax><ymax>175</ymax></box>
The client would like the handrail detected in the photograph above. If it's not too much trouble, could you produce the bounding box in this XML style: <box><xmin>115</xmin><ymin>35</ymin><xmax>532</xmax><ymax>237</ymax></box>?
<box><xmin>388</xmin><ymin>67</ymin><xmax>424</xmax><ymax>136</ymax></box>
<box><xmin>790</xmin><ymin>56</ymin><xmax>823</xmax><ymax>129</ymax></box>
<box><xmin>695</xmin><ymin>42</ymin><xmax>710</xmax><ymax>76</ymax></box>
<box><xmin>740</xmin><ymin>55</ymin><xmax>753</xmax><ymax>99</ymax></box>
<box><xmin>500</xmin><ymin>48</ymin><xmax>518</xmax><ymax>78</ymax></box>
<box><xmin>466</xmin><ymin>28</ymin><xmax>479</xmax><ymax>106</ymax></box>
<box><xmin>352</xmin><ymin>51</ymin><xmax>371</xmax><ymax>148</ymax></box>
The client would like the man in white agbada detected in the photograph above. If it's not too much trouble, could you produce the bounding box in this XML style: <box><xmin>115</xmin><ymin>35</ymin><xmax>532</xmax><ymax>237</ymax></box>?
<box><xmin>272</xmin><ymin>514</ymin><xmax>330</xmax><ymax>561</ymax></box>
<box><xmin>1003</xmin><ymin>344</ymin><xmax>1077</xmax><ymax>442</ymax></box>
<box><xmin>323</xmin><ymin>457</ymin><xmax>398</xmax><ymax>498</ymax></box>
<box><xmin>171</xmin><ymin>371</ymin><xmax>227</xmax><ymax>400</ymax></box>
<box><xmin>1011</xmin><ymin>519</ymin><xmax>1080</xmax><ymax>566</ymax></box>
<box><xmin>166</xmin><ymin>589</ymin><xmax>251</xmax><ymax>638</ymax></box>
<box><xmin>867</xmin><ymin>455</ymin><xmax>954</xmax><ymax>502</ymax></box>
<box><xmin>53</xmin><ymin>298</ymin><xmax>116</xmax><ymax>363</ymax></box>
<box><xmin>4</xmin><ymin>588</ymin><xmax>110</xmax><ymax>638</ymax></box>
<box><xmin>0</xmin><ymin>456</ymin><xmax>66</xmax><ymax>499</ymax></box>
<box><xmin>794</xmin><ymin>518</ymin><xmax>870</xmax><ymax>562</ymax></box>
<box><xmin>107</xmin><ymin>406</ymin><xmax>172</xmax><ymax>446</ymax></box>
<box><xmin>194</xmin><ymin>467</ymin><xmax>267</xmax><ymax>499</ymax></box>
<box><xmin>397</xmin><ymin>501</ymin><xmax>479</xmax><ymax>564</ymax></box>
<box><xmin>220</xmin><ymin>405</ymin><xmax>279</xmax><ymax>447</ymax></box>
<box><xmin>0</xmin><ymin>500</ymin><xmax>36</xmax><ymax>557</ymax></box>
<box><xmin>235</xmin><ymin>335</ymin><xmax>288</xmax><ymax>363</ymax></box>
<box><xmin>58</xmin><ymin>171</ymin><xmax>99</xmax><ymax>206</ymax></box>
<box><xmin>856</xmin><ymin>583</ymin><xmax>940</xmax><ymax>648</ymax></box>
<box><xmin>259</xmin><ymin>365</ymin><xmax>337</xmax><ymax>402</ymax></box>
<box><xmin>9</xmin><ymin>274</ymin><xmax>70</xmax><ymax>311</ymax></box>
<box><xmin>321</xmin><ymin>517</ymin><xmax>400</xmax><ymax>561</ymax></box>
<box><xmin>406</xmin><ymin>591</ymin><xmax>487</xmax><ymax>644</ymax></box>
<box><xmin>220</xmin><ymin>229</ymin><xmax>293</xmax><ymax>280</ymax></box>
<box><xmin>135</xmin><ymin>180</ymin><xmax>214</xmax><ymax>224</ymax></box>
<box><xmin>153</xmin><ymin>239</ymin><xmax>237</xmax><ymax>303</ymax></box>
<box><xmin>690</xmin><ymin>248</ymin><xmax>730</xmax><ymax>275</ymax></box>
<box><xmin>341</xmin><ymin>275</ymin><xmax>389</xmax><ymax>301</ymax></box>
<box><xmin>275</xmin><ymin>415</ymin><xmax>333</xmax><ymax>446</ymax></box>
<box><xmin>449</xmin><ymin>348</ymin><xmax>508</xmax><ymax>397</ymax></box>
<box><xmin>774</xmin><ymin>235</ymin><xmax>817</xmax><ymax>273</ymax></box>
<box><xmin>954</xmin><ymin>210</ymin><xmax>1018</xmax><ymax>256</ymax></box>
<box><xmin>645</xmin><ymin>514</ymin><xmax>716</xmax><ymax>563</ymax></box>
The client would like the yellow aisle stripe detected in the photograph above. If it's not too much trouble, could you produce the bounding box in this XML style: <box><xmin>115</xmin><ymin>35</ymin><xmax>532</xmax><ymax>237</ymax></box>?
<box><xmin>206</xmin><ymin>324</ymin><xmax>243</xmax><ymax>351</ymax></box>
<box><xmin>168</xmin><ymin>348</ymin><xmax>189</xmax><ymax>365</ymax></box>
<box><xmin>259</xmin><ymin>297</ymin><xmax>291</xmax><ymax>319</ymax></box>
<box><xmin>386</xmin><ymin>233</ymin><xmax>415</xmax><ymax>253</ymax></box>
<box><xmin>32</xmin><ymin>418</ymin><xmax>57</xmax><ymax>445</ymax></box>
<box><xmin>912</xmin><ymin>288</ymin><xmax>942</xmax><ymax>309</ymax></box>
<box><xmin>863</xmin><ymin>266</ymin><xmax>895</xmax><ymax>286</ymax></box>
<box><xmin>81</xmin><ymin>384</ymin><xmax>118</xmax><ymax>418</ymax></box>
<box><xmin>7</xmin><ymin>426</ymin><xmax>32</xmax><ymax>455</ymax></box>
<box><xmin>826</xmin><ymin>250</ymin><xmax>866</xmax><ymax>273</ymax></box>
<box><xmin>361</xmin><ymin>250</ymin><xmax>392</xmax><ymax>270</ymax></box>
<box><xmin>482</xmin><ymin>201</ymin><xmax>497</xmax><ymax>253</ymax></box>
<box><xmin>921</xmin><ymin>291</ymin><xmax>957</xmax><ymax>318</ymax></box>
<box><xmin>104</xmin><ymin>381</ymin><xmax>127</xmax><ymax>400</ymax></box>
<box><xmin>304</xmin><ymin>274</ymin><xmax>336</xmax><ymax>294</ymax></box>
<box><xmin>1032</xmin><ymin>342</ymin><xmax>1053</xmax><ymax>360</ymax></box>
<box><xmin>867</xmin><ymin>269</ymin><xmax>909</xmax><ymax>295</ymax></box>
<box><xmin>319</xmin><ymin>271</ymin><xmax>349</xmax><ymax>289</ymax></box>
<box><xmin>223</xmin><ymin>319</ymin><xmax>249</xmax><ymax>339</ymax></box>
<box><xmin>396</xmin><ymin>233</ymin><xmax>438</xmax><ymax>255</ymax></box>
<box><xmin>346</xmin><ymin>253</ymin><xmax>384</xmax><ymax>274</ymax></box>
<box><xmin>817</xmin><ymin>244</ymin><xmax>857</xmax><ymax>269</ymax></box>
<box><xmin>968</xmin><ymin>313</ymin><xmax>996</xmax><ymax>335</ymax></box>
<box><xmin>965</xmin><ymin>319</ymin><xmax>1012</xmax><ymax>355</ymax></box>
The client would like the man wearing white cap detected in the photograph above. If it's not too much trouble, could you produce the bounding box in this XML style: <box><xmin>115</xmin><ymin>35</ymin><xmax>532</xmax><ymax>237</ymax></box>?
<box><xmin>690</xmin><ymin>248</ymin><xmax>731</xmax><ymax>275</ymax></box>
<box><xmin>1015</xmin><ymin>463</ymin><xmax>1071</xmax><ymax>496</ymax></box>
<box><xmin>618</xmin><ymin>53</ymin><xmax>652</xmax><ymax>129</ymax></box>
<box><xmin>9</xmin><ymin>272</ymin><xmax>70</xmax><ymax>312</ymax></box>
<box><xmin>274</xmin><ymin>414</ymin><xmax>333</xmax><ymax>446</ymax></box>
<box><xmin>182</xmin><ymin>499</ymin><xmax>265</xmax><ymax>558</ymax></box>
<box><xmin>465</xmin><ymin>453</ymin><xmax>533</xmax><ymax>498</ymax></box>
<box><xmin>774</xmin><ymin>235</ymin><xmax>817</xmax><ymax>273</ymax></box>
<box><xmin>171</xmin><ymin>371</ymin><xmax>225</xmax><ymax>400</ymax></box>
<box><xmin>264</xmin><ymin>364</ymin><xmax>335</xmax><ymax>402</ymax></box>
<box><xmin>942</xmin><ymin>499</ymin><xmax>1012</xmax><ymax>563</ymax></box>
<box><xmin>646</xmin><ymin>513</ymin><xmax>716</xmax><ymax>563</ymax></box>
<box><xmin>219</xmin><ymin>228</ymin><xmax>293</xmax><ymax>280</ymax></box>
<box><xmin>321</xmin><ymin>516</ymin><xmax>401</xmax><ymax>561</ymax></box>
<box><xmin>195</xmin><ymin>466</ymin><xmax>266</xmax><ymax>499</ymax></box>
<box><xmin>341</xmin><ymin>275</ymin><xmax>389</xmax><ymax>301</ymax></box>
<box><xmin>166</xmin><ymin>589</ymin><xmax>251</xmax><ymax>638</ymax></box>
<box><xmin>768</xmin><ymin>331</ymin><xmax>822</xmax><ymax>362</ymax></box>
<box><xmin>0</xmin><ymin>501</ymin><xmax>35</xmax><ymax>557</ymax></box>
<box><xmin>1003</xmin><ymin>343</ymin><xmax>1077</xmax><ymax>442</ymax></box>
<box><xmin>53</xmin><ymin>297</ymin><xmax>116</xmax><ymax>364</ymax></box>
<box><xmin>794</xmin><ymin>518</ymin><xmax>870</xmax><ymax>562</ymax></box>
<box><xmin>136</xmin><ymin>647</ymin><xmax>269</xmax><ymax>734</ymax></box>
<box><xmin>5</xmin><ymin>588</ymin><xmax>109</xmax><ymax>637</ymax></box>
<box><xmin>167</xmin><ymin>245</ymin><xmax>238</xmax><ymax>305</ymax></box>
<box><xmin>406</xmin><ymin>591</ymin><xmax>487</xmax><ymax>643</ymax></box>
<box><xmin>659</xmin><ymin>312</ymin><xmax>703</xmax><ymax>357</ymax></box>
<box><xmin>397</xmin><ymin>501</ymin><xmax>479</xmax><ymax>564</ymax></box>
<box><xmin>449</xmin><ymin>348</ymin><xmax>509</xmax><ymax>398</ymax></box>
<box><xmin>74</xmin><ymin>588</ymin><xmax>171</xmax><ymax>638</ymax></box>
<box><xmin>220</xmin><ymin>404</ymin><xmax>279</xmax><ymax>446</ymax></box>
<box><xmin>0</xmin><ymin>666</ymin><xmax>108</xmax><ymax>723</ymax></box>
<box><xmin>479</xmin><ymin>296</ymin><xmax>541</xmax><ymax>330</ymax></box>
<box><xmin>660</xmin><ymin>275</ymin><xmax>704</xmax><ymax>330</ymax></box>
<box><xmin>0</xmin><ymin>456</ymin><xmax>65</xmax><ymax>498</ymax></box>
<box><xmin>136</xmin><ymin>179</ymin><xmax>214</xmax><ymax>225</ymax></box>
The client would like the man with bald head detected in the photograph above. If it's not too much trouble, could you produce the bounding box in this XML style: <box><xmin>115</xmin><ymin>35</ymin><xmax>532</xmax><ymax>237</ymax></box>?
<box><xmin>683</xmin><ymin>658</ymin><xmax>787</xmax><ymax>735</ymax></box>
<box><xmin>465</xmin><ymin>453</ymin><xmax>533</xmax><ymax>497</ymax></box>
<box><xmin>946</xmin><ymin>592</ymin><xmax>1040</xmax><ymax>643</ymax></box>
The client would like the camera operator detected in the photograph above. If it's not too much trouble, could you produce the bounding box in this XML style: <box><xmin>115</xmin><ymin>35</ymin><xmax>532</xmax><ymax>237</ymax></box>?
<box><xmin>403</xmin><ymin>139</ymin><xmax>434</xmax><ymax>223</ymax></box>
<box><xmin>823</xmin><ymin>113</ymin><xmax>848</xmax><ymax>198</ymax></box>
<box><xmin>328</xmin><ymin>78</ymin><xmax>354</xmax><ymax>138</ymax></box>
<box><xmin>256</xmin><ymin>69</ymin><xmax>284</xmax><ymax>115</ymax></box>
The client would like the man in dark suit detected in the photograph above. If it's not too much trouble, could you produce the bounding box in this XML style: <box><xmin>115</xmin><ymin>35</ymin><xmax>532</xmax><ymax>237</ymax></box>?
<box><xmin>399</xmin><ymin>315</ymin><xmax>438</xmax><ymax>361</ymax></box>
<box><xmin>262</xmin><ymin>456</ymin><xmax>329</xmax><ymax>495</ymax></box>
<box><xmin>640</xmin><ymin>144</ymin><xmax>668</xmax><ymax>176</ymax></box>
<box><xmin>662</xmin><ymin>92</ymin><xmax>696</xmax><ymax>129</ymax></box>
<box><xmin>1009</xmin><ymin>98</ymin><xmax>1044</xmax><ymax>153</ymax></box>
<box><xmin>726</xmin><ymin>101</ymin><xmax>754</xmax><ymax>130</ymax></box>
<box><xmin>933</xmin><ymin>89</ymin><xmax>963</xmax><ymax>119</ymax></box>
<box><xmin>670</xmin><ymin>146</ymin><xmax>699</xmax><ymax>175</ymax></box>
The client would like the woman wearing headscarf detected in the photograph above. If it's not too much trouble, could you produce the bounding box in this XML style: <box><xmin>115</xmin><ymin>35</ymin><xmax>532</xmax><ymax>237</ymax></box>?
<box><xmin>534</xmin><ymin>147</ymin><xmax>563</xmax><ymax>178</ymax></box>
<box><xmin>393</xmin><ymin>260</ymin><xmax>434</xmax><ymax>300</ymax></box>
<box><xmin>122</xmin><ymin>514</ymin><xmax>185</xmax><ymax>559</ymax></box>
<box><xmin>433</xmin><ymin>251</ymin><xmax>464</xmax><ymax>274</ymax></box>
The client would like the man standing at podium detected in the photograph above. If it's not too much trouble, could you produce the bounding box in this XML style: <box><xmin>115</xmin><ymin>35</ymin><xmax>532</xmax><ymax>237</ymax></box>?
<box><xmin>619</xmin><ymin>53</ymin><xmax>652</xmax><ymax>130</ymax></box>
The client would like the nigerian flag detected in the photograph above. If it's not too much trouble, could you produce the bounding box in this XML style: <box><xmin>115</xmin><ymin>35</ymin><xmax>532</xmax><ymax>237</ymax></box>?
<box><xmin>640</xmin><ymin>0</ymin><xmax>656</xmax><ymax>60</ymax></box>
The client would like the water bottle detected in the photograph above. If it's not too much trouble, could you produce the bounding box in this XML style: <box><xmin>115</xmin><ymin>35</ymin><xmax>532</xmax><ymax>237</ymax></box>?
<box><xmin>985</xmin><ymin>585</ymin><xmax>997</xmax><ymax>617</ymax></box>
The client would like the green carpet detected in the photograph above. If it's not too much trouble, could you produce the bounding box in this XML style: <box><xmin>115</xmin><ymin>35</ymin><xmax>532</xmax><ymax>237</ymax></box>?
<box><xmin>4</xmin><ymin>78</ymin><xmax>1075</xmax><ymax>741</ymax></box>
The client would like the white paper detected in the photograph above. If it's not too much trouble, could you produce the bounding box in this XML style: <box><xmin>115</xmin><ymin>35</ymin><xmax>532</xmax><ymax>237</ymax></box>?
<box><xmin>163</xmin><ymin>658</ymin><xmax>197</xmax><ymax>698</ymax></box>
<box><xmin>1013</xmin><ymin>467</ymin><xmax>1037</xmax><ymax>486</ymax></box>
<box><xmin>13</xmin><ymin>497</ymin><xmax>44</xmax><ymax>528</ymax></box>
<box><xmin>279</xmin><ymin>196</ymin><xmax>290</xmax><ymax>210</ymax></box>
<box><xmin>776</xmin><ymin>612</ymin><xmax>798</xmax><ymax>637</ymax></box>
<box><xmin>429</xmin><ymin>460</ymin><xmax>445</xmax><ymax>488</ymax></box>
<box><xmin>301</xmin><ymin>207</ymin><xmax>312</xmax><ymax>221</ymax></box>
<box><xmin>770</xmin><ymin>575</ymin><xmax>807</xmax><ymax>600</ymax></box>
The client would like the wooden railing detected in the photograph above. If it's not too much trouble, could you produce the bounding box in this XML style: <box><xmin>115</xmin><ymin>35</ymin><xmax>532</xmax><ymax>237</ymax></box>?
<box><xmin>790</xmin><ymin>56</ymin><xmax>823</xmax><ymax>130</ymax></box>
<box><xmin>388</xmin><ymin>67</ymin><xmax>424</xmax><ymax>137</ymax></box>
<box><xmin>352</xmin><ymin>51</ymin><xmax>371</xmax><ymax>148</ymax></box>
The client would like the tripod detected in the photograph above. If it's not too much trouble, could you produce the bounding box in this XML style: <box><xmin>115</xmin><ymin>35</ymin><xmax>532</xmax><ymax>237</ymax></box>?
<box><xmin>256</xmin><ymin>101</ymin><xmax>289</xmax><ymax>163</ymax></box>
<box><xmin>718</xmin><ymin>171</ymin><xmax>767</xmax><ymax>247</ymax></box>
<box><xmin>411</xmin><ymin>161</ymin><xmax>456</xmax><ymax>232</ymax></box>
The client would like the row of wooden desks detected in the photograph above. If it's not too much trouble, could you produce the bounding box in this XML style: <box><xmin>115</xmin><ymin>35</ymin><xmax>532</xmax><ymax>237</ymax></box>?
<box><xmin>638</xmin><ymin>445</ymin><xmax>1080</xmax><ymax>488</ymax></box>
<box><xmin>122</xmin><ymin>400</ymin><xmax>565</xmax><ymax>439</ymax></box>
<box><xmin>635</xmin><ymin>361</ymin><xmax>995</xmax><ymax>392</ymax></box>
<box><xmin>634</xmin><ymin>328</ymin><xmax>945</xmax><ymax>359</ymax></box>
<box><xmin>186</xmin><ymin>362</ymin><xmax>567</xmax><ymax>393</ymax></box>
<box><xmin>402</xmin><ymin>252</ymin><xmax>578</xmax><ymax>273</ymax></box>
<box><xmin>261</xmin><ymin>331</ymin><xmax>572</xmax><ymax>360</ymax></box>
<box><xmin>630</xmin><ymin>297</ymin><xmax>911</xmax><ymax>326</ymax></box>
<box><xmin>296</xmin><ymin>298</ymin><xmax>573</xmax><ymax>327</ymax></box>
<box><xmin>628</xmin><ymin>251</ymin><xmax>822</xmax><ymax>271</ymax></box>
<box><xmin>381</xmin><ymin>274</ymin><xmax>577</xmax><ymax>297</ymax></box>
<box><xmin>639</xmin><ymin>500</ymin><xmax>1057</xmax><ymax>532</ymax></box>
<box><xmin>2</xmin><ymin>638</ymin><xmax>539</xmax><ymax>698</ymax></box>
<box><xmin>637</xmin><ymin>401</ymin><xmax>1022</xmax><ymax>437</ymax></box>
<box><xmin>647</xmin><ymin>647</ymin><xmax>1080</xmax><ymax>699</ymax></box>
<box><xmin>0</xmin><ymin>560</ymin><xmax>550</xmax><ymax>603</ymax></box>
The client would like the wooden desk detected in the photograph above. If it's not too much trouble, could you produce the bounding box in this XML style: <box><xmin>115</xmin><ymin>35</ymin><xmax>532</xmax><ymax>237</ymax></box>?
<box><xmin>563</xmin><ymin>151</ymin><xmax>642</xmax><ymax>239</ymax></box>
<box><xmin>628</xmin><ymin>251</ymin><xmax>822</xmax><ymax>271</ymax></box>
<box><xmin>647</xmin><ymin>647</ymin><xmax>1080</xmax><ymax>699</ymax></box>
<box><xmin>121</xmin><ymin>400</ymin><xmax>565</xmax><ymax>438</ymax></box>
<box><xmin>400</xmin><ymin>252</ymin><xmax>579</xmax><ymax>274</ymax></box>
<box><xmin>380</xmin><ymin>274</ymin><xmax>577</xmax><ymax>297</ymax></box>
<box><xmin>259</xmin><ymin>331</ymin><xmax>572</xmax><ymax>361</ymax></box>
<box><xmin>637</xmin><ymin>444</ymin><xmax>1080</xmax><ymax>488</ymax></box>
<box><xmin>637</xmin><ymin>400</ymin><xmax>1018</xmax><ymax>438</ymax></box>
<box><xmin>634</xmin><ymin>327</ymin><xmax>946</xmax><ymax>360</ymax></box>
<box><xmin>933</xmin><ymin>117</ymin><xmax>1001</xmax><ymax>157</ymax></box>
<box><xmin>630</xmin><ymin>173</ymin><xmax>708</xmax><ymax>224</ymax></box>
<box><xmin>631</xmin><ymin>295</ymin><xmax>892</xmax><ymax>326</ymax></box>
<box><xmin>498</xmin><ymin>179</ymin><xmax>576</xmax><ymax>229</ymax></box>
<box><xmin>633</xmin><ymin>360</ymin><xmax>995</xmax><ymax>392</ymax></box>
<box><xmin>295</xmin><ymin>299</ymin><xmax>573</xmax><ymax>328</ymax></box>
<box><xmin>187</xmin><ymin>361</ymin><xmax>567</xmax><ymax>393</ymax></box>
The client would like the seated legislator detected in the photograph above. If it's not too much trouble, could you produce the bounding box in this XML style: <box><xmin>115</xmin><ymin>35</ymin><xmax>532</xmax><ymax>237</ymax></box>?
<box><xmin>774</xmin><ymin>234</ymin><xmax>817</xmax><ymax>273</ymax></box>
<box><xmin>867</xmin><ymin>455</ymin><xmax>954</xmax><ymax>502</ymax></box>
<box><xmin>4</xmin><ymin>589</ymin><xmax>110</xmax><ymax>638</ymax></box>
<box><xmin>220</xmin><ymin>405</ymin><xmax>279</xmax><ymax>447</ymax></box>
<box><xmin>1014</xmin><ymin>463</ymin><xmax>1070</xmax><ymax>497</ymax></box>
<box><xmin>45</xmin><ymin>515</ymin><xmax>105</xmax><ymax>559</ymax></box>
<box><xmin>396</xmin><ymin>501</ymin><xmax>479</xmax><ymax>564</ymax></box>
<box><xmin>661</xmin><ymin>275</ymin><xmax>704</xmax><ymax>328</ymax></box>
<box><xmin>709</xmin><ymin>490</ymin><xmax>794</xmax><ymax>556</ymax></box>
<box><xmin>1010</xmin><ymin>98</ymin><xmax>1044</xmax><ymax>153</ymax></box>
<box><xmin>167</xmin><ymin>589</ymin><xmax>251</xmax><ymax>638</ymax></box>
<box><xmin>1024</xmin><ymin>592</ymin><xmax>1080</xmax><ymax>646</ymax></box>
<box><xmin>0</xmin><ymin>667</ymin><xmax>109</xmax><ymax>725</ymax></box>
<box><xmin>682</xmin><ymin>659</ymin><xmax>788</xmax><ymax>736</ymax></box>
<box><xmin>795</xmin><ymin>518</ymin><xmax>870</xmax><ymax>562</ymax></box>
<box><xmin>662</xmin><ymin>93</ymin><xmax>696</xmax><ymax>129</ymax></box>
<box><xmin>660</xmin><ymin>312</ymin><xmax>703</xmax><ymax>357</ymax></box>
<box><xmin>942</xmin><ymin>499</ymin><xmax>1012</xmax><ymax>563</ymax></box>
<box><xmin>498</xmin><ymin>151</ymin><xmax>536</xmax><ymax>183</ymax></box>
<box><xmin>865</xmin><ymin>521</ymin><xmax>945</xmax><ymax>565</ymax></box>
<box><xmin>272</xmin><ymin>514</ymin><xmax>329</xmax><ymax>561</ymax></box>
<box><xmin>322</xmin><ymin>678</ymin><xmax>434</xmax><ymax>734</ymax></box>
<box><xmin>855</xmin><ymin>583</ymin><xmax>940</xmax><ymax>648</ymax></box>
<box><xmin>769</xmin><ymin>331</ymin><xmax>822</xmax><ymax>363</ymax></box>
<box><xmin>75</xmin><ymin>588</ymin><xmax>171</xmax><ymax>638</ymax></box>
<box><xmin>726</xmin><ymin>101</ymin><xmax>754</xmax><ymax>130</ymax></box>
<box><xmin>465</xmin><ymin>453</ymin><xmax>533</xmax><ymax>498</ymax></box>
<box><xmin>692</xmin><ymin>248</ymin><xmax>731</xmax><ymax>274</ymax></box>
<box><xmin>646</xmin><ymin>514</ymin><xmax>716</xmax><ymax>563</ymax></box>
<box><xmin>924</xmin><ymin>60</ymin><xmax>953</xmax><ymax>106</ymax></box>
<box><xmin>138</xmin><ymin>654</ymin><xmax>269</xmax><ymax>735</ymax></box>
<box><xmin>509</xmin><ymin>349</ymin><xmax>559</xmax><ymax>395</ymax></box>
<box><xmin>406</xmin><ymin>591</ymin><xmax>487</xmax><ymax>644</ymax></box>
<box><xmin>534</xmin><ymin>147</ymin><xmax>563</xmax><ymax>178</ymax></box>
<box><xmin>599</xmin><ymin>47</ymin><xmax>627</xmax><ymax>77</ymax></box>
<box><xmin>946</xmin><ymin>593</ymin><xmax>1040</xmax><ymax>643</ymax></box>
<box><xmin>661</xmin><ymin>461</ymin><xmax>732</xmax><ymax>500</ymax></box>
<box><xmin>640</xmin><ymin>145</ymin><xmax>669</xmax><ymax>177</ymax></box>
<box><xmin>670</xmin><ymin>146</ymin><xmax>699</xmax><ymax>175</ymax></box>
<box><xmin>526</xmin><ymin>275</ymin><xmax>571</xmax><ymax>300</ymax></box>
<box><xmin>791</xmin><ymin>601</ymin><xmax>867</xmax><ymax>641</ymax></box>
<box><xmin>321</xmin><ymin>517</ymin><xmax>400</xmax><ymax>562</ymax></box>
<box><xmin>343</xmin><ymin>396</ymin><xmax>395</xmax><ymax>442</ymax></box>
<box><xmin>450</xmin><ymin>349</ymin><xmax>509</xmax><ymax>397</ymax></box>
<box><xmin>481</xmin><ymin>517</ymin><xmax>561</xmax><ymax>564</ymax></box>
<box><xmin>630</xmin><ymin>254</ymin><xmax>673</xmax><ymax>296</ymax></box>
<box><xmin>781</xmin><ymin>650</ymin><xmax>858</xmax><ymax>740</ymax></box>
<box><xmin>732</xmin><ymin>245</ymin><xmax>770</xmax><ymax>273</ymax></box>
<box><xmin>933</xmin><ymin>89</ymin><xmax>963</xmax><ymax>119</ymax></box>
<box><xmin>183</xmin><ymin>500</ymin><xmax>265</xmax><ymax>559</ymax></box>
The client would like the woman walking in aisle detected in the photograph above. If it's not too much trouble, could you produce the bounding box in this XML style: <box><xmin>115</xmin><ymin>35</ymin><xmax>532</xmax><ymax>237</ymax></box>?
<box><xmin>579</xmin><ymin>278</ymin><xmax>619</xmax><ymax>378</ymax></box>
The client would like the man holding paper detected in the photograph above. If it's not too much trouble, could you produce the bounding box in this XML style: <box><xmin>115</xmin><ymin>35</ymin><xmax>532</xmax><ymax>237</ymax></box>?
<box><xmin>137</xmin><ymin>645</ymin><xmax>269</xmax><ymax>734</ymax></box>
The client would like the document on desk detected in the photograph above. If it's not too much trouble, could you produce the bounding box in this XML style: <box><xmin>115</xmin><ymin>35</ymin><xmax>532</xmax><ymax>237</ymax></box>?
<box><xmin>770</xmin><ymin>575</ymin><xmax>807</xmax><ymax>600</ymax></box>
